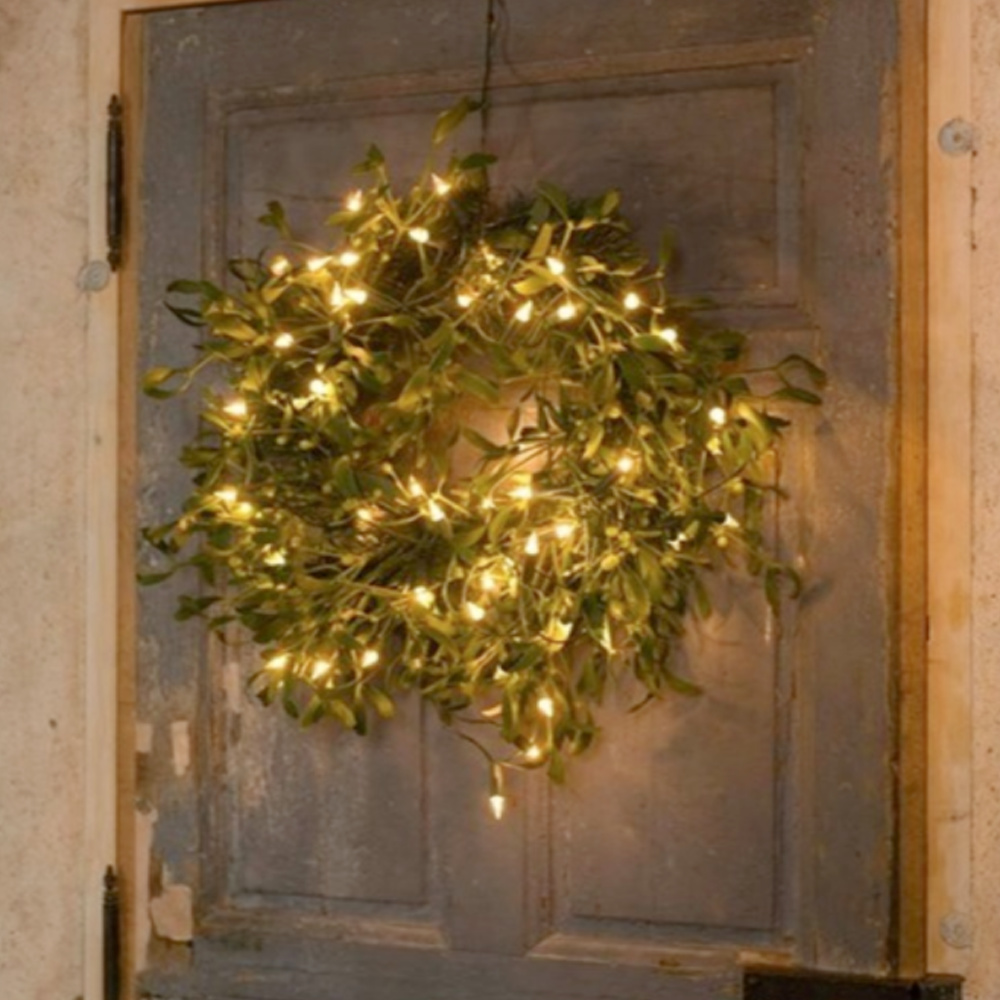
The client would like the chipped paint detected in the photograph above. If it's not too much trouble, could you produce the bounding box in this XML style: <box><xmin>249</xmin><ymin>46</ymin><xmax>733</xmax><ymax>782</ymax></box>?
<box><xmin>223</xmin><ymin>659</ymin><xmax>244</xmax><ymax>714</ymax></box>
<box><xmin>149</xmin><ymin>883</ymin><xmax>194</xmax><ymax>943</ymax></box>
<box><xmin>136</xmin><ymin>720</ymin><xmax>153</xmax><ymax>754</ymax></box>
<box><xmin>170</xmin><ymin>720</ymin><xmax>190</xmax><ymax>777</ymax></box>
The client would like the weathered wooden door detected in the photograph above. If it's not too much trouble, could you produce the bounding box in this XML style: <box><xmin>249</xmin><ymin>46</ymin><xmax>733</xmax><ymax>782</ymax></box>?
<box><xmin>125</xmin><ymin>2</ymin><xmax>900</xmax><ymax>997</ymax></box>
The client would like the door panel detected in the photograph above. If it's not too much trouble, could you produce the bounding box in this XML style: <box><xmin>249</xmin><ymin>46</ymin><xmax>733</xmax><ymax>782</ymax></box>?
<box><xmin>127</xmin><ymin>2</ymin><xmax>899</xmax><ymax>997</ymax></box>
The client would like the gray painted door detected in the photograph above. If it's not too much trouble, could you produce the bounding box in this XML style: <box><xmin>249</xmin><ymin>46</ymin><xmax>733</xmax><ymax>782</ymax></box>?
<box><xmin>128</xmin><ymin>2</ymin><xmax>899</xmax><ymax>998</ymax></box>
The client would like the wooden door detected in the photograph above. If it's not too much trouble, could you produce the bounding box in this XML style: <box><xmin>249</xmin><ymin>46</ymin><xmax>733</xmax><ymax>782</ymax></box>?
<box><xmin>124</xmin><ymin>2</ymin><xmax>900</xmax><ymax>997</ymax></box>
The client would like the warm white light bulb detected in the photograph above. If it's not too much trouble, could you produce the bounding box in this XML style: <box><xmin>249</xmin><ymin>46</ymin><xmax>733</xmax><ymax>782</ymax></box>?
<box><xmin>723</xmin><ymin>513</ymin><xmax>740</xmax><ymax>529</ymax></box>
<box><xmin>537</xmin><ymin>696</ymin><xmax>555</xmax><ymax>718</ymax></box>
<box><xmin>456</xmin><ymin>292</ymin><xmax>474</xmax><ymax>308</ymax></box>
<box><xmin>235</xmin><ymin>501</ymin><xmax>255</xmax><ymax>519</ymax></box>
<box><xmin>489</xmin><ymin>794</ymin><xmax>506</xmax><ymax>820</ymax></box>
<box><xmin>655</xmin><ymin>326</ymin><xmax>679</xmax><ymax>345</ymax></box>
<box><xmin>269</xmin><ymin>255</ymin><xmax>291</xmax><ymax>277</ymax></box>
<box><xmin>311</xmin><ymin>659</ymin><xmax>332</xmax><ymax>680</ymax></box>
<box><xmin>554</xmin><ymin>520</ymin><xmax>576</xmax><ymax>540</ymax></box>
<box><xmin>546</xmin><ymin>256</ymin><xmax>566</xmax><ymax>276</ymax></box>
<box><xmin>465</xmin><ymin>601</ymin><xmax>487</xmax><ymax>622</ymax></box>
<box><xmin>345</xmin><ymin>190</ymin><xmax>364</xmax><ymax>212</ymax></box>
<box><xmin>407</xmin><ymin>477</ymin><xmax>426</xmax><ymax>498</ymax></box>
<box><xmin>556</xmin><ymin>302</ymin><xmax>577</xmax><ymax>321</ymax></box>
<box><xmin>356</xmin><ymin>506</ymin><xmax>378</xmax><ymax>524</ymax></box>
<box><xmin>623</xmin><ymin>291</ymin><xmax>642</xmax><ymax>311</ymax></box>
<box><xmin>408</xmin><ymin>227</ymin><xmax>430</xmax><ymax>244</ymax></box>
<box><xmin>431</xmin><ymin>173</ymin><xmax>452</xmax><ymax>196</ymax></box>
<box><xmin>360</xmin><ymin>649</ymin><xmax>380</xmax><ymax>669</ymax></box>
<box><xmin>709</xmin><ymin>406</ymin><xmax>727</xmax><ymax>427</ymax></box>
<box><xmin>263</xmin><ymin>548</ymin><xmax>287</xmax><ymax>567</ymax></box>
<box><xmin>223</xmin><ymin>399</ymin><xmax>248</xmax><ymax>418</ymax></box>
<box><xmin>514</xmin><ymin>301</ymin><xmax>534</xmax><ymax>323</ymax></box>
<box><xmin>330</xmin><ymin>283</ymin><xmax>346</xmax><ymax>308</ymax></box>
<box><xmin>524</xmin><ymin>743</ymin><xmax>543</xmax><ymax>762</ymax></box>
<box><xmin>309</xmin><ymin>377</ymin><xmax>332</xmax><ymax>398</ymax></box>
<box><xmin>339</xmin><ymin>250</ymin><xmax>361</xmax><ymax>267</ymax></box>
<box><xmin>273</xmin><ymin>332</ymin><xmax>294</xmax><ymax>350</ymax></box>
<box><xmin>307</xmin><ymin>255</ymin><xmax>332</xmax><ymax>272</ymax></box>
<box><xmin>412</xmin><ymin>586</ymin><xmax>435</xmax><ymax>609</ymax></box>
<box><xmin>428</xmin><ymin>499</ymin><xmax>447</xmax><ymax>522</ymax></box>
<box><xmin>346</xmin><ymin>287</ymin><xmax>368</xmax><ymax>305</ymax></box>
<box><xmin>510</xmin><ymin>483</ymin><xmax>533</xmax><ymax>501</ymax></box>
<box><xmin>266</xmin><ymin>653</ymin><xmax>289</xmax><ymax>671</ymax></box>
<box><xmin>616</xmin><ymin>453</ymin><xmax>636</xmax><ymax>474</ymax></box>
<box><xmin>525</xmin><ymin>532</ymin><xmax>540</xmax><ymax>556</ymax></box>
<box><xmin>480</xmin><ymin>571</ymin><xmax>498</xmax><ymax>592</ymax></box>
<box><xmin>214</xmin><ymin>486</ymin><xmax>239</xmax><ymax>504</ymax></box>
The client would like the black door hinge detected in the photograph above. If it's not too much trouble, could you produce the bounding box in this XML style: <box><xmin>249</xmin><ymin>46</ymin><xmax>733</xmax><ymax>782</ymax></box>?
<box><xmin>107</xmin><ymin>96</ymin><xmax>125</xmax><ymax>272</ymax></box>
<box><xmin>103</xmin><ymin>866</ymin><xmax>121</xmax><ymax>1000</ymax></box>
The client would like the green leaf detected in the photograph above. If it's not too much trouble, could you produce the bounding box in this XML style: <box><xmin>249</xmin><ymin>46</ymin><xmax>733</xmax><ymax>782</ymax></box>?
<box><xmin>455</xmin><ymin>369</ymin><xmax>501</xmax><ymax>405</ymax></box>
<box><xmin>770</xmin><ymin>386</ymin><xmax>823</xmax><ymax>406</ymax></box>
<box><xmin>142</xmin><ymin>366</ymin><xmax>181</xmax><ymax>398</ymax></box>
<box><xmin>433</xmin><ymin>96</ymin><xmax>481</xmax><ymax>146</ymax></box>
<box><xmin>257</xmin><ymin>200</ymin><xmax>292</xmax><ymax>239</ymax></box>
<box><xmin>513</xmin><ymin>273</ymin><xmax>554</xmax><ymax>296</ymax></box>
<box><xmin>458</xmin><ymin>152</ymin><xmax>498</xmax><ymax>170</ymax></box>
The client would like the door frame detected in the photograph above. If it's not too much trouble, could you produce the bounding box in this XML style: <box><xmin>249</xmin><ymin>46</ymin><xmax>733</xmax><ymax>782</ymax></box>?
<box><xmin>81</xmin><ymin>1</ymin><xmax>964</xmax><ymax>996</ymax></box>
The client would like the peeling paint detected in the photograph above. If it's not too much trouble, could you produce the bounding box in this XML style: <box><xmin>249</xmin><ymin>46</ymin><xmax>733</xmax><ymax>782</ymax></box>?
<box><xmin>170</xmin><ymin>720</ymin><xmax>190</xmax><ymax>777</ymax></box>
<box><xmin>136</xmin><ymin>721</ymin><xmax>153</xmax><ymax>754</ymax></box>
<box><xmin>134</xmin><ymin>806</ymin><xmax>158</xmax><ymax>972</ymax></box>
<box><xmin>223</xmin><ymin>659</ymin><xmax>244</xmax><ymax>714</ymax></box>
<box><xmin>149</xmin><ymin>883</ymin><xmax>194</xmax><ymax>943</ymax></box>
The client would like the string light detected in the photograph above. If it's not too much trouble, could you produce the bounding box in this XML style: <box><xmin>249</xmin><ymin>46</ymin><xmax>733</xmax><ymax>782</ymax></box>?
<box><xmin>543</xmin><ymin>619</ymin><xmax>572</xmax><ymax>644</ymax></box>
<box><xmin>616</xmin><ymin>453</ymin><xmax>637</xmax><ymax>474</ymax></box>
<box><xmin>723</xmin><ymin>513</ymin><xmax>740</xmax><ymax>529</ymax></box>
<box><xmin>431</xmin><ymin>173</ymin><xmax>452</xmax><ymax>196</ymax></box>
<box><xmin>427</xmin><ymin>499</ymin><xmax>447</xmax><ymax>522</ymax></box>
<box><xmin>345</xmin><ymin>287</ymin><xmax>368</xmax><ymax>305</ymax></box>
<box><xmin>263</xmin><ymin>548</ymin><xmax>287</xmax><ymax>567</ymax></box>
<box><xmin>273</xmin><ymin>332</ymin><xmax>294</xmax><ymax>350</ymax></box>
<box><xmin>525</xmin><ymin>532</ymin><xmax>540</xmax><ymax>556</ymax></box>
<box><xmin>537</xmin><ymin>695</ymin><xmax>555</xmax><ymax>718</ymax></box>
<box><xmin>465</xmin><ymin>601</ymin><xmax>487</xmax><ymax>622</ymax></box>
<box><xmin>709</xmin><ymin>406</ymin><xmax>728</xmax><ymax>427</ymax></box>
<box><xmin>556</xmin><ymin>302</ymin><xmax>577</xmax><ymax>321</ymax></box>
<box><xmin>654</xmin><ymin>326</ymin><xmax>679</xmax><ymax>345</ymax></box>
<box><xmin>509</xmin><ymin>482</ymin><xmax>533</xmax><ymax>501</ymax></box>
<box><xmin>355</xmin><ymin>506</ymin><xmax>378</xmax><ymax>525</ymax></box>
<box><xmin>339</xmin><ymin>250</ymin><xmax>361</xmax><ymax>267</ymax></box>
<box><xmin>311</xmin><ymin>659</ymin><xmax>332</xmax><ymax>680</ymax></box>
<box><xmin>623</xmin><ymin>291</ymin><xmax>642</xmax><ymax>311</ymax></box>
<box><xmin>456</xmin><ymin>292</ymin><xmax>474</xmax><ymax>308</ymax></box>
<box><xmin>514</xmin><ymin>301</ymin><xmax>533</xmax><ymax>323</ymax></box>
<box><xmin>214</xmin><ymin>486</ymin><xmax>239</xmax><ymax>504</ymax></box>
<box><xmin>234</xmin><ymin>501</ymin><xmax>255</xmax><ymax>519</ymax></box>
<box><xmin>407</xmin><ymin>477</ymin><xmax>426</xmax><ymax>498</ymax></box>
<box><xmin>223</xmin><ymin>399</ymin><xmax>248</xmax><ymax>419</ymax></box>
<box><xmin>309</xmin><ymin>377</ymin><xmax>332</xmax><ymax>398</ymax></box>
<box><xmin>480</xmin><ymin>571</ymin><xmax>498</xmax><ymax>592</ymax></box>
<box><xmin>330</xmin><ymin>283</ymin><xmax>346</xmax><ymax>309</ymax></box>
<box><xmin>345</xmin><ymin>190</ymin><xmax>363</xmax><ymax>212</ymax></box>
<box><xmin>307</xmin><ymin>255</ymin><xmax>331</xmax><ymax>272</ymax></box>
<box><xmin>360</xmin><ymin>649</ymin><xmax>380</xmax><ymax>669</ymax></box>
<box><xmin>408</xmin><ymin>227</ymin><xmax>430</xmax><ymax>244</ymax></box>
<box><xmin>489</xmin><ymin>794</ymin><xmax>507</xmax><ymax>820</ymax></box>
<box><xmin>546</xmin><ymin>256</ymin><xmax>566</xmax><ymax>276</ymax></box>
<box><xmin>266</xmin><ymin>653</ymin><xmax>289</xmax><ymax>671</ymax></box>
<box><xmin>269</xmin><ymin>255</ymin><xmax>291</xmax><ymax>277</ymax></box>
<box><xmin>412</xmin><ymin>586</ymin><xmax>435</xmax><ymax>609</ymax></box>
<box><xmin>524</xmin><ymin>743</ymin><xmax>543</xmax><ymax>762</ymax></box>
<box><xmin>554</xmin><ymin>520</ymin><xmax>576</xmax><ymax>539</ymax></box>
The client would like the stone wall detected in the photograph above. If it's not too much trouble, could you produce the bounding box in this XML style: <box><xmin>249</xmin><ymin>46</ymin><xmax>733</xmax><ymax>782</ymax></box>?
<box><xmin>1</xmin><ymin>2</ymin><xmax>999</xmax><ymax>998</ymax></box>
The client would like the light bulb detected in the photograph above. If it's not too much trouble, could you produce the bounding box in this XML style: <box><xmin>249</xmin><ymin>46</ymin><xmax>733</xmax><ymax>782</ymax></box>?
<box><xmin>709</xmin><ymin>406</ymin><xmax>727</xmax><ymax>427</ymax></box>
<box><xmin>623</xmin><ymin>291</ymin><xmax>642</xmax><ymax>311</ymax></box>
<box><xmin>465</xmin><ymin>601</ymin><xmax>487</xmax><ymax>622</ymax></box>
<box><xmin>510</xmin><ymin>483</ymin><xmax>533</xmax><ymax>501</ymax></box>
<box><xmin>514</xmin><ymin>301</ymin><xmax>534</xmax><ymax>323</ymax></box>
<box><xmin>307</xmin><ymin>255</ymin><xmax>331</xmax><ymax>272</ymax></box>
<box><xmin>546</xmin><ymin>256</ymin><xmax>566</xmax><ymax>276</ymax></box>
<box><xmin>345</xmin><ymin>190</ymin><xmax>364</xmax><ymax>212</ymax></box>
<box><xmin>214</xmin><ymin>486</ymin><xmax>238</xmax><ymax>504</ymax></box>
<box><xmin>431</xmin><ymin>173</ymin><xmax>452</xmax><ymax>196</ymax></box>
<box><xmin>654</xmin><ymin>326</ymin><xmax>679</xmax><ymax>345</ymax></box>
<box><xmin>489</xmin><ymin>794</ymin><xmax>506</xmax><ymax>820</ymax></box>
<box><xmin>311</xmin><ymin>659</ymin><xmax>332</xmax><ymax>680</ymax></box>
<box><xmin>412</xmin><ymin>586</ymin><xmax>435</xmax><ymax>609</ymax></box>
<box><xmin>456</xmin><ymin>292</ymin><xmax>474</xmax><ymax>308</ymax></box>
<box><xmin>524</xmin><ymin>743</ymin><xmax>543</xmax><ymax>762</ymax></box>
<box><xmin>525</xmin><ymin>532</ymin><xmax>540</xmax><ymax>556</ymax></box>
<box><xmin>339</xmin><ymin>250</ymin><xmax>361</xmax><ymax>267</ymax></box>
<box><xmin>345</xmin><ymin>287</ymin><xmax>368</xmax><ymax>305</ymax></box>
<box><xmin>616</xmin><ymin>453</ymin><xmax>637</xmax><ymax>474</ymax></box>
<box><xmin>480</xmin><ymin>571</ymin><xmax>498</xmax><ymax>592</ymax></box>
<box><xmin>407</xmin><ymin>477</ymin><xmax>426</xmax><ymax>498</ymax></box>
<box><xmin>263</xmin><ymin>548</ymin><xmax>287</xmax><ymax>567</ymax></box>
<box><xmin>723</xmin><ymin>513</ymin><xmax>740</xmax><ymax>529</ymax></box>
<box><xmin>408</xmin><ymin>227</ymin><xmax>430</xmax><ymax>244</ymax></box>
<box><xmin>355</xmin><ymin>506</ymin><xmax>378</xmax><ymax>524</ymax></box>
<box><xmin>537</xmin><ymin>695</ymin><xmax>555</xmax><ymax>718</ymax></box>
<box><xmin>360</xmin><ymin>649</ymin><xmax>380</xmax><ymax>669</ymax></box>
<box><xmin>269</xmin><ymin>255</ymin><xmax>291</xmax><ymax>277</ymax></box>
<box><xmin>223</xmin><ymin>399</ymin><xmax>248</xmax><ymax>418</ymax></box>
<box><xmin>235</xmin><ymin>501</ymin><xmax>255</xmax><ymax>519</ymax></box>
<box><xmin>309</xmin><ymin>378</ymin><xmax>332</xmax><ymax>398</ymax></box>
<box><xmin>330</xmin><ymin>283</ymin><xmax>346</xmax><ymax>308</ymax></box>
<box><xmin>266</xmin><ymin>653</ymin><xmax>289</xmax><ymax>671</ymax></box>
<box><xmin>554</xmin><ymin>520</ymin><xmax>576</xmax><ymax>539</ymax></box>
<box><xmin>273</xmin><ymin>332</ymin><xmax>294</xmax><ymax>350</ymax></box>
<box><xmin>428</xmin><ymin>499</ymin><xmax>447</xmax><ymax>523</ymax></box>
<box><xmin>556</xmin><ymin>302</ymin><xmax>577</xmax><ymax>321</ymax></box>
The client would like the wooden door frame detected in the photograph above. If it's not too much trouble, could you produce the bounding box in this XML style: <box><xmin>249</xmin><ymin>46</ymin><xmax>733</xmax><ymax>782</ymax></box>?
<box><xmin>80</xmin><ymin>0</ymin><xmax>963</xmax><ymax>996</ymax></box>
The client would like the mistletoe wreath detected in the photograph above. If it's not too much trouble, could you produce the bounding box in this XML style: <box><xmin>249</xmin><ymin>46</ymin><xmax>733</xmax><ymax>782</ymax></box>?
<box><xmin>143</xmin><ymin>103</ymin><xmax>823</xmax><ymax>816</ymax></box>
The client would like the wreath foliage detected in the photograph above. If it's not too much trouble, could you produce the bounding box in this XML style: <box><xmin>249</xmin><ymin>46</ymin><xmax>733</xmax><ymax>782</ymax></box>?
<box><xmin>143</xmin><ymin>105</ymin><xmax>824</xmax><ymax>801</ymax></box>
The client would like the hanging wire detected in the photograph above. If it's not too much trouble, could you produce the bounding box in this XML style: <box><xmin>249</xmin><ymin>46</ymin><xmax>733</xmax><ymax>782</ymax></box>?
<box><xmin>478</xmin><ymin>0</ymin><xmax>510</xmax><ymax>152</ymax></box>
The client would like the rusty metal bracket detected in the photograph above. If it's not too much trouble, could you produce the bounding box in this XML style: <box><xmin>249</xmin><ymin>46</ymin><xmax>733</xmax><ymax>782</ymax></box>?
<box><xmin>107</xmin><ymin>96</ymin><xmax>124</xmax><ymax>271</ymax></box>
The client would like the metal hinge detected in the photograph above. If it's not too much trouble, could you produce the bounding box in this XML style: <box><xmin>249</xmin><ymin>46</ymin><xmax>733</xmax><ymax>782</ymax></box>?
<box><xmin>103</xmin><ymin>866</ymin><xmax>122</xmax><ymax>1000</ymax></box>
<box><xmin>107</xmin><ymin>96</ymin><xmax>124</xmax><ymax>272</ymax></box>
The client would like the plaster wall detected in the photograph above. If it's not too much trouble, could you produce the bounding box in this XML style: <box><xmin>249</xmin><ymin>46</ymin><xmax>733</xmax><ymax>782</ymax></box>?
<box><xmin>0</xmin><ymin>1</ymin><xmax>90</xmax><ymax>999</ymax></box>
<box><xmin>1</xmin><ymin>2</ymin><xmax>1000</xmax><ymax>999</ymax></box>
